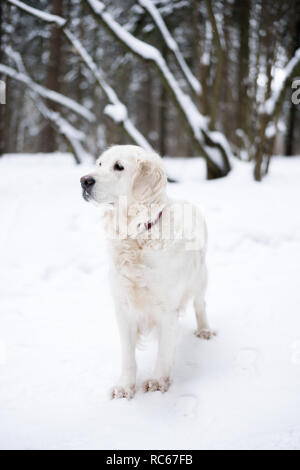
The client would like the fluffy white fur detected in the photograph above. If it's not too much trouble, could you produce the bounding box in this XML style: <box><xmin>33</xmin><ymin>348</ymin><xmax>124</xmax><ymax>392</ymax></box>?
<box><xmin>81</xmin><ymin>145</ymin><xmax>215</xmax><ymax>399</ymax></box>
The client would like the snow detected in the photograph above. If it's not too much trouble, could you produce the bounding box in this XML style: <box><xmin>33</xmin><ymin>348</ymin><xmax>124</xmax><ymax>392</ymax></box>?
<box><xmin>201</xmin><ymin>51</ymin><xmax>210</xmax><ymax>66</ymax></box>
<box><xmin>265</xmin><ymin>122</ymin><xmax>276</xmax><ymax>139</ymax></box>
<box><xmin>104</xmin><ymin>103</ymin><xmax>127</xmax><ymax>123</ymax></box>
<box><xmin>1</xmin><ymin>153</ymin><xmax>300</xmax><ymax>450</ymax></box>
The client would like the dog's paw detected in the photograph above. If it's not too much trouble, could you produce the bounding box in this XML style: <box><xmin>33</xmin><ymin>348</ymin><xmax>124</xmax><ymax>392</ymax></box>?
<box><xmin>194</xmin><ymin>328</ymin><xmax>217</xmax><ymax>340</ymax></box>
<box><xmin>143</xmin><ymin>377</ymin><xmax>171</xmax><ymax>393</ymax></box>
<box><xmin>110</xmin><ymin>384</ymin><xmax>136</xmax><ymax>400</ymax></box>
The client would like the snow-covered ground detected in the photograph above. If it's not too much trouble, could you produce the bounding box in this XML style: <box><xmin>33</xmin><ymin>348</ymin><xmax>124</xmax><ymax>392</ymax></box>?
<box><xmin>0</xmin><ymin>153</ymin><xmax>300</xmax><ymax>450</ymax></box>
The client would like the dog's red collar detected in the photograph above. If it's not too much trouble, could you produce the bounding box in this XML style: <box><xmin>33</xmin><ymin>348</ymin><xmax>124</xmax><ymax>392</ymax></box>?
<box><xmin>145</xmin><ymin>211</ymin><xmax>163</xmax><ymax>231</ymax></box>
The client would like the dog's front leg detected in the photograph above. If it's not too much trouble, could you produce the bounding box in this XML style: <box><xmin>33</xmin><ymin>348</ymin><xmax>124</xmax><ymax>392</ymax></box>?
<box><xmin>144</xmin><ymin>311</ymin><xmax>179</xmax><ymax>393</ymax></box>
<box><xmin>111</xmin><ymin>308</ymin><xmax>137</xmax><ymax>400</ymax></box>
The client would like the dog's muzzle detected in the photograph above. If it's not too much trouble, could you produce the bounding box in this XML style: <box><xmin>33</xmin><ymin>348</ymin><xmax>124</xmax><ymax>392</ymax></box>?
<box><xmin>80</xmin><ymin>175</ymin><xmax>95</xmax><ymax>201</ymax></box>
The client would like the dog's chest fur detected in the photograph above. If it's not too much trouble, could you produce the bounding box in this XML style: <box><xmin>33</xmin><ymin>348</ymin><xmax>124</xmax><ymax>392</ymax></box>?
<box><xmin>105</xmin><ymin>200</ymin><xmax>207</xmax><ymax>332</ymax></box>
<box><xmin>110</xmin><ymin>237</ymin><xmax>199</xmax><ymax>320</ymax></box>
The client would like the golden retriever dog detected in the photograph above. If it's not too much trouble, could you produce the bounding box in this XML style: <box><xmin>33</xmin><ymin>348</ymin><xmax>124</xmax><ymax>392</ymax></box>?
<box><xmin>80</xmin><ymin>145</ymin><xmax>215</xmax><ymax>399</ymax></box>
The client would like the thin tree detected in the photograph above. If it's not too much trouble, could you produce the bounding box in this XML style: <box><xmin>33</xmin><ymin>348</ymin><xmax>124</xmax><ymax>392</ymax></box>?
<box><xmin>40</xmin><ymin>0</ymin><xmax>64</xmax><ymax>152</ymax></box>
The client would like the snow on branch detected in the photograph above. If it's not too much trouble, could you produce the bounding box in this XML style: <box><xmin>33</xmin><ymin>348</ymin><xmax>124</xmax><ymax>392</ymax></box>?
<box><xmin>86</xmin><ymin>1</ymin><xmax>204</xmax><ymax>133</ymax></box>
<box><xmin>0</xmin><ymin>63</ymin><xmax>95</xmax><ymax>122</ymax></box>
<box><xmin>8</xmin><ymin>0</ymin><xmax>66</xmax><ymax>26</ymax></box>
<box><xmin>3</xmin><ymin>47</ymin><xmax>91</xmax><ymax>164</ymax></box>
<box><xmin>137</xmin><ymin>0</ymin><xmax>201</xmax><ymax>96</ymax></box>
<box><xmin>35</xmin><ymin>100</ymin><xmax>91</xmax><ymax>164</ymax></box>
<box><xmin>9</xmin><ymin>0</ymin><xmax>232</xmax><ymax>176</ymax></box>
<box><xmin>263</xmin><ymin>48</ymin><xmax>300</xmax><ymax>117</ymax></box>
<box><xmin>63</xmin><ymin>29</ymin><xmax>154</xmax><ymax>152</ymax></box>
<box><xmin>205</xmin><ymin>0</ymin><xmax>225</xmax><ymax>130</ymax></box>
<box><xmin>8</xmin><ymin>0</ymin><xmax>154</xmax><ymax>153</ymax></box>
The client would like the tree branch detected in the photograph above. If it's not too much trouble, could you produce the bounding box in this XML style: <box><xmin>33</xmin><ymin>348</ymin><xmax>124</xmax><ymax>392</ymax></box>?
<box><xmin>86</xmin><ymin>0</ymin><xmax>232</xmax><ymax>178</ymax></box>
<box><xmin>7</xmin><ymin>0</ymin><xmax>154</xmax><ymax>153</ymax></box>
<box><xmin>63</xmin><ymin>28</ymin><xmax>154</xmax><ymax>152</ymax></box>
<box><xmin>262</xmin><ymin>48</ymin><xmax>300</xmax><ymax>119</ymax></box>
<box><xmin>0</xmin><ymin>62</ymin><xmax>95</xmax><ymax>122</ymax></box>
<box><xmin>1</xmin><ymin>50</ymin><xmax>90</xmax><ymax>163</ymax></box>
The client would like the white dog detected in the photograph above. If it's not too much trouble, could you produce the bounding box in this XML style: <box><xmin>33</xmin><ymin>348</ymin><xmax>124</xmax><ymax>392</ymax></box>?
<box><xmin>80</xmin><ymin>145</ymin><xmax>214</xmax><ymax>399</ymax></box>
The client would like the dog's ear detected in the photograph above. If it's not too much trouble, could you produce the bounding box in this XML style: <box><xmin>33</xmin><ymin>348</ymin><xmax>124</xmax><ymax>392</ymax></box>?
<box><xmin>132</xmin><ymin>159</ymin><xmax>167</xmax><ymax>203</ymax></box>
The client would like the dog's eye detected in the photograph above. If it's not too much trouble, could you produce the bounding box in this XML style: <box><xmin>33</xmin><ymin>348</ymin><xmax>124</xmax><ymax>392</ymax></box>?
<box><xmin>98</xmin><ymin>161</ymin><xmax>101</xmax><ymax>166</ymax></box>
<box><xmin>114</xmin><ymin>162</ymin><xmax>124</xmax><ymax>171</ymax></box>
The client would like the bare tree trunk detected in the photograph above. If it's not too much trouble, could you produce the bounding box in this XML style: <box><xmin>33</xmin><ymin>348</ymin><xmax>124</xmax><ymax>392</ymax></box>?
<box><xmin>40</xmin><ymin>0</ymin><xmax>63</xmax><ymax>152</ymax></box>
<box><xmin>236</xmin><ymin>0</ymin><xmax>251</xmax><ymax>138</ymax></box>
<box><xmin>252</xmin><ymin>0</ymin><xmax>264</xmax><ymax>159</ymax></box>
<box><xmin>77</xmin><ymin>0</ymin><xmax>86</xmax><ymax>105</ymax></box>
<box><xmin>254</xmin><ymin>46</ymin><xmax>274</xmax><ymax>181</ymax></box>
<box><xmin>192</xmin><ymin>0</ymin><xmax>202</xmax><ymax>110</ymax></box>
<box><xmin>223</xmin><ymin>0</ymin><xmax>233</xmax><ymax>142</ymax></box>
<box><xmin>159</xmin><ymin>45</ymin><xmax>168</xmax><ymax>157</ymax></box>
<box><xmin>159</xmin><ymin>77</ymin><xmax>167</xmax><ymax>157</ymax></box>
<box><xmin>145</xmin><ymin>68</ymin><xmax>154</xmax><ymax>146</ymax></box>
<box><xmin>285</xmin><ymin>97</ymin><xmax>297</xmax><ymax>156</ymax></box>
<box><xmin>254</xmin><ymin>2</ymin><xmax>277</xmax><ymax>181</ymax></box>
<box><xmin>205</xmin><ymin>0</ymin><xmax>224</xmax><ymax>130</ymax></box>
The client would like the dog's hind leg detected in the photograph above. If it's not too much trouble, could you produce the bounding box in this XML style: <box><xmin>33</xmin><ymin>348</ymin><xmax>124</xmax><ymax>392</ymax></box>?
<box><xmin>194</xmin><ymin>295</ymin><xmax>216</xmax><ymax>340</ymax></box>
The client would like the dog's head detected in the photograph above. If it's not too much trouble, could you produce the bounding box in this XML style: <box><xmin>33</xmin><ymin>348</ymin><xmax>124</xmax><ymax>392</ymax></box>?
<box><xmin>80</xmin><ymin>145</ymin><xmax>167</xmax><ymax>206</ymax></box>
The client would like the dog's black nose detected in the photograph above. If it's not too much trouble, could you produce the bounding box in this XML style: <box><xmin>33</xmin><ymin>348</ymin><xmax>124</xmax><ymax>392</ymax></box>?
<box><xmin>80</xmin><ymin>175</ymin><xmax>95</xmax><ymax>189</ymax></box>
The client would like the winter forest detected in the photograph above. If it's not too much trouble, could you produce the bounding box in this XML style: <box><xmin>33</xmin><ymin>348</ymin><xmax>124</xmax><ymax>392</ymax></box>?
<box><xmin>0</xmin><ymin>0</ymin><xmax>299</xmax><ymax>180</ymax></box>
<box><xmin>1</xmin><ymin>0</ymin><xmax>300</xmax><ymax>451</ymax></box>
